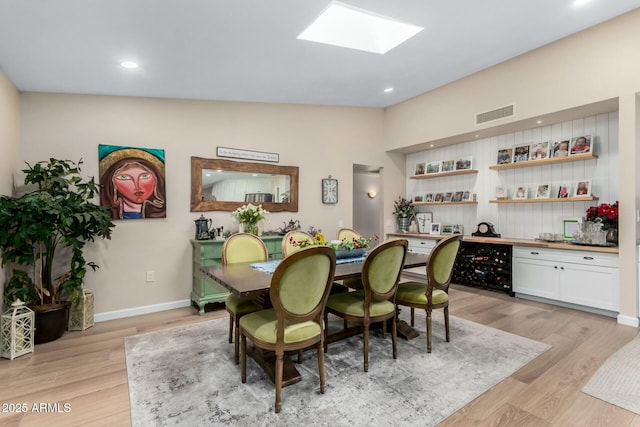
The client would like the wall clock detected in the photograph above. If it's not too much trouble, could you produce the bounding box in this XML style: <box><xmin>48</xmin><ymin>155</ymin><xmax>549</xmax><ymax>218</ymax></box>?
<box><xmin>472</xmin><ymin>222</ymin><xmax>500</xmax><ymax>237</ymax></box>
<box><xmin>322</xmin><ymin>178</ymin><xmax>338</xmax><ymax>204</ymax></box>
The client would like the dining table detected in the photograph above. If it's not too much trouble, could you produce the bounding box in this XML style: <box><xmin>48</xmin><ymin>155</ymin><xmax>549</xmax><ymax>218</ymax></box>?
<box><xmin>201</xmin><ymin>250</ymin><xmax>428</xmax><ymax>386</ymax></box>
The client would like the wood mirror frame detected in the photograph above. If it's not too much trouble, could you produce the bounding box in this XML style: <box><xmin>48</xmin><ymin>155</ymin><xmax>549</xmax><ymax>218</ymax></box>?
<box><xmin>190</xmin><ymin>156</ymin><xmax>299</xmax><ymax>212</ymax></box>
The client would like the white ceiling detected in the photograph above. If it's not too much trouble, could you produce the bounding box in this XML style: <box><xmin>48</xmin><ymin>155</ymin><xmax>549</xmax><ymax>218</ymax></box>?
<box><xmin>1</xmin><ymin>1</ymin><xmax>639</xmax><ymax>108</ymax></box>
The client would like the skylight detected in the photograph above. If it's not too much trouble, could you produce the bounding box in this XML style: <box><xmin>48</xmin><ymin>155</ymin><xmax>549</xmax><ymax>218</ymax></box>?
<box><xmin>297</xmin><ymin>1</ymin><xmax>423</xmax><ymax>55</ymax></box>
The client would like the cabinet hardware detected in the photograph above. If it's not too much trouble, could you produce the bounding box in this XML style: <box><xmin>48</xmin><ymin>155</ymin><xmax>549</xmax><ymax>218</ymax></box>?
<box><xmin>530</xmin><ymin>251</ymin><xmax>539</xmax><ymax>255</ymax></box>
<box><xmin>583</xmin><ymin>256</ymin><xmax>594</xmax><ymax>260</ymax></box>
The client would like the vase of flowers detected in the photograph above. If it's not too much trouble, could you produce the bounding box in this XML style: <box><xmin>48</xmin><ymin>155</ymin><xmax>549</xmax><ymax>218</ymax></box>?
<box><xmin>585</xmin><ymin>201</ymin><xmax>618</xmax><ymax>245</ymax></box>
<box><xmin>231</xmin><ymin>203</ymin><xmax>269</xmax><ymax>236</ymax></box>
<box><xmin>393</xmin><ymin>196</ymin><xmax>416</xmax><ymax>232</ymax></box>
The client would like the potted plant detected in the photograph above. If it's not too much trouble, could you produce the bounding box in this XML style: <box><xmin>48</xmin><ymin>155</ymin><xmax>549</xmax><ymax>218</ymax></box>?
<box><xmin>0</xmin><ymin>158</ymin><xmax>115</xmax><ymax>343</ymax></box>
<box><xmin>393</xmin><ymin>196</ymin><xmax>416</xmax><ymax>232</ymax></box>
<box><xmin>585</xmin><ymin>201</ymin><xmax>619</xmax><ymax>244</ymax></box>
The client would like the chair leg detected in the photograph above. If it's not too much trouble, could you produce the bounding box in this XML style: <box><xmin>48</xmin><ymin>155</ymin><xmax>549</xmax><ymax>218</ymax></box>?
<box><xmin>382</xmin><ymin>319</ymin><xmax>387</xmax><ymax>339</ymax></box>
<box><xmin>392</xmin><ymin>316</ymin><xmax>397</xmax><ymax>360</ymax></box>
<box><xmin>297</xmin><ymin>349</ymin><xmax>303</xmax><ymax>363</ymax></box>
<box><xmin>275</xmin><ymin>352</ymin><xmax>283</xmax><ymax>413</ymax></box>
<box><xmin>317</xmin><ymin>341</ymin><xmax>326</xmax><ymax>394</ymax></box>
<box><xmin>228</xmin><ymin>315</ymin><xmax>234</xmax><ymax>343</ymax></box>
<box><xmin>444</xmin><ymin>306</ymin><xmax>450</xmax><ymax>342</ymax></box>
<box><xmin>411</xmin><ymin>308</ymin><xmax>415</xmax><ymax>327</ymax></box>
<box><xmin>241</xmin><ymin>333</ymin><xmax>247</xmax><ymax>383</ymax></box>
<box><xmin>363</xmin><ymin>324</ymin><xmax>369</xmax><ymax>372</ymax></box>
<box><xmin>323</xmin><ymin>311</ymin><xmax>329</xmax><ymax>353</ymax></box>
<box><xmin>234</xmin><ymin>315</ymin><xmax>241</xmax><ymax>365</ymax></box>
<box><xmin>426</xmin><ymin>309</ymin><xmax>432</xmax><ymax>353</ymax></box>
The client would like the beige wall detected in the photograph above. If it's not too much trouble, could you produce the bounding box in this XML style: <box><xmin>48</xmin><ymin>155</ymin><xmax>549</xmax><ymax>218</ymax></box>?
<box><xmin>18</xmin><ymin>93</ymin><xmax>404</xmax><ymax>316</ymax></box>
<box><xmin>0</xmin><ymin>70</ymin><xmax>20</xmax><ymax>306</ymax></box>
<box><xmin>385</xmin><ymin>9</ymin><xmax>640</xmax><ymax>323</ymax></box>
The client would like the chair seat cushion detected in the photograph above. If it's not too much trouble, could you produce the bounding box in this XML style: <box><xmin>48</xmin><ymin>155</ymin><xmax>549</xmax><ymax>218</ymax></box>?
<box><xmin>326</xmin><ymin>292</ymin><xmax>395</xmax><ymax>318</ymax></box>
<box><xmin>226</xmin><ymin>294</ymin><xmax>259</xmax><ymax>315</ymax></box>
<box><xmin>239</xmin><ymin>309</ymin><xmax>321</xmax><ymax>344</ymax></box>
<box><xmin>396</xmin><ymin>282</ymin><xmax>448</xmax><ymax>305</ymax></box>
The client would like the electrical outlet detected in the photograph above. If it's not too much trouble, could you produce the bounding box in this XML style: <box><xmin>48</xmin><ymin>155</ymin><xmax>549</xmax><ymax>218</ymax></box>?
<box><xmin>146</xmin><ymin>271</ymin><xmax>155</xmax><ymax>282</ymax></box>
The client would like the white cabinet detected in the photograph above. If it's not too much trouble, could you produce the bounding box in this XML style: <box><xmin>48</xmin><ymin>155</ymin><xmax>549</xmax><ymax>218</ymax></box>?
<box><xmin>513</xmin><ymin>246</ymin><xmax>619</xmax><ymax>313</ymax></box>
<box><xmin>403</xmin><ymin>237</ymin><xmax>438</xmax><ymax>277</ymax></box>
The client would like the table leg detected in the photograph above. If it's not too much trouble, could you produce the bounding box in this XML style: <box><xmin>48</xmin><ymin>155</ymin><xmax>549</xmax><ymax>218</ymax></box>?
<box><xmin>246</xmin><ymin>346</ymin><xmax>302</xmax><ymax>387</ymax></box>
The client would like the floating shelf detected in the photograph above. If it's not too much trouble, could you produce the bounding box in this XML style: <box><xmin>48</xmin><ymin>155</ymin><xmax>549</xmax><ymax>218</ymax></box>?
<box><xmin>410</xmin><ymin>169</ymin><xmax>478</xmax><ymax>179</ymax></box>
<box><xmin>489</xmin><ymin>196</ymin><xmax>598</xmax><ymax>204</ymax></box>
<box><xmin>412</xmin><ymin>201</ymin><xmax>478</xmax><ymax>206</ymax></box>
<box><xmin>488</xmin><ymin>153</ymin><xmax>598</xmax><ymax>171</ymax></box>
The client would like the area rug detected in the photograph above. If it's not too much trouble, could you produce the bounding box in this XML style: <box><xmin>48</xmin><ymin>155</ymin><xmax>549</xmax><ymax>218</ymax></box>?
<box><xmin>582</xmin><ymin>334</ymin><xmax>640</xmax><ymax>415</ymax></box>
<box><xmin>125</xmin><ymin>313</ymin><xmax>550</xmax><ymax>426</ymax></box>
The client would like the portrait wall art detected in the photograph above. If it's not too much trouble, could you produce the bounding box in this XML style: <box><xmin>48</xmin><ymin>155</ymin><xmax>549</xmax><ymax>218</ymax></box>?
<box><xmin>98</xmin><ymin>144</ymin><xmax>167</xmax><ymax>220</ymax></box>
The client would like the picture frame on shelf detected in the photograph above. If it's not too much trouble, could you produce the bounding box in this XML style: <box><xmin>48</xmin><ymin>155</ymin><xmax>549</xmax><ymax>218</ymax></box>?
<box><xmin>452</xmin><ymin>224</ymin><xmax>463</xmax><ymax>235</ymax></box>
<box><xmin>451</xmin><ymin>191</ymin><xmax>463</xmax><ymax>202</ymax></box>
<box><xmin>530</xmin><ymin>141</ymin><xmax>550</xmax><ymax>160</ymax></box>
<box><xmin>414</xmin><ymin>162</ymin><xmax>426</xmax><ymax>175</ymax></box>
<box><xmin>557</xmin><ymin>184</ymin><xmax>571</xmax><ymax>198</ymax></box>
<box><xmin>535</xmin><ymin>184</ymin><xmax>551</xmax><ymax>198</ymax></box>
<box><xmin>497</xmin><ymin>148</ymin><xmax>512</xmax><ymax>165</ymax></box>
<box><xmin>414</xmin><ymin>195</ymin><xmax>423</xmax><ymax>202</ymax></box>
<box><xmin>441</xmin><ymin>159</ymin><xmax>455</xmax><ymax>172</ymax></box>
<box><xmin>551</xmin><ymin>140</ymin><xmax>570</xmax><ymax>158</ymax></box>
<box><xmin>443</xmin><ymin>192</ymin><xmax>453</xmax><ymax>202</ymax></box>
<box><xmin>441</xmin><ymin>224</ymin><xmax>454</xmax><ymax>235</ymax></box>
<box><xmin>433</xmin><ymin>193</ymin><xmax>444</xmax><ymax>203</ymax></box>
<box><xmin>424</xmin><ymin>193</ymin><xmax>434</xmax><ymax>203</ymax></box>
<box><xmin>426</xmin><ymin>161</ymin><xmax>441</xmax><ymax>174</ymax></box>
<box><xmin>569</xmin><ymin>135</ymin><xmax>592</xmax><ymax>155</ymax></box>
<box><xmin>512</xmin><ymin>144</ymin><xmax>530</xmax><ymax>163</ymax></box>
<box><xmin>455</xmin><ymin>156</ymin><xmax>473</xmax><ymax>170</ymax></box>
<box><xmin>513</xmin><ymin>185</ymin><xmax>528</xmax><ymax>199</ymax></box>
<box><xmin>562</xmin><ymin>217</ymin><xmax>582</xmax><ymax>240</ymax></box>
<box><xmin>574</xmin><ymin>180</ymin><xmax>591</xmax><ymax>197</ymax></box>
<box><xmin>430</xmin><ymin>223</ymin><xmax>441</xmax><ymax>234</ymax></box>
<box><xmin>495</xmin><ymin>186</ymin><xmax>507</xmax><ymax>200</ymax></box>
<box><xmin>461</xmin><ymin>190</ymin><xmax>472</xmax><ymax>202</ymax></box>
<box><xmin>416</xmin><ymin>212</ymin><xmax>433</xmax><ymax>234</ymax></box>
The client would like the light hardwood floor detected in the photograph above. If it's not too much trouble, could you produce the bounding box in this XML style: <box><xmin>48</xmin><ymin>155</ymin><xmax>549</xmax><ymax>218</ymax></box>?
<box><xmin>0</xmin><ymin>284</ymin><xmax>638</xmax><ymax>426</ymax></box>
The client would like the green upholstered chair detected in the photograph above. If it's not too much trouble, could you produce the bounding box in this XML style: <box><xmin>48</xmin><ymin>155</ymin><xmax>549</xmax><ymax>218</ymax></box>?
<box><xmin>395</xmin><ymin>234</ymin><xmax>462</xmax><ymax>353</ymax></box>
<box><xmin>239</xmin><ymin>245</ymin><xmax>336</xmax><ymax>413</ymax></box>
<box><xmin>222</xmin><ymin>233</ymin><xmax>268</xmax><ymax>364</ymax></box>
<box><xmin>324</xmin><ymin>238</ymin><xmax>408</xmax><ymax>372</ymax></box>
<box><xmin>281</xmin><ymin>230</ymin><xmax>314</xmax><ymax>257</ymax></box>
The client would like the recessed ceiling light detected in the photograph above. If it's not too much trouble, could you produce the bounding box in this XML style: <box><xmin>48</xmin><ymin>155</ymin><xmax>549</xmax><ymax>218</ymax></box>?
<box><xmin>537</xmin><ymin>120</ymin><xmax>543</xmax><ymax>124</ymax></box>
<box><xmin>297</xmin><ymin>1</ymin><xmax>423</xmax><ymax>54</ymax></box>
<box><xmin>573</xmin><ymin>0</ymin><xmax>591</xmax><ymax>6</ymax></box>
<box><xmin>383</xmin><ymin>87</ymin><xmax>394</xmax><ymax>93</ymax></box>
<box><xmin>429</xmin><ymin>144</ymin><xmax>435</xmax><ymax>148</ymax></box>
<box><xmin>120</xmin><ymin>61</ymin><xmax>139</xmax><ymax>69</ymax></box>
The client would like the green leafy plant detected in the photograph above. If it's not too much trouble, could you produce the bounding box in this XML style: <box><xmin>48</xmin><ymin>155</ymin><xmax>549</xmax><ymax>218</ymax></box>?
<box><xmin>0</xmin><ymin>158</ymin><xmax>115</xmax><ymax>306</ymax></box>
<box><xmin>393</xmin><ymin>196</ymin><xmax>416</xmax><ymax>218</ymax></box>
<box><xmin>231</xmin><ymin>203</ymin><xmax>269</xmax><ymax>225</ymax></box>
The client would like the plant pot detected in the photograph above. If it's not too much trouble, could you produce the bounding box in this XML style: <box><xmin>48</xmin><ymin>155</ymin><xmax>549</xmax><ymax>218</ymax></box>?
<box><xmin>397</xmin><ymin>217</ymin><xmax>409</xmax><ymax>232</ymax></box>
<box><xmin>31</xmin><ymin>302</ymin><xmax>71</xmax><ymax>344</ymax></box>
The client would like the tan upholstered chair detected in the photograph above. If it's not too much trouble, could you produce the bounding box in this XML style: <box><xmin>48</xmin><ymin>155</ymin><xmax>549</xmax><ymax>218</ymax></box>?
<box><xmin>222</xmin><ymin>233</ymin><xmax>268</xmax><ymax>364</ymax></box>
<box><xmin>324</xmin><ymin>239</ymin><xmax>408</xmax><ymax>372</ymax></box>
<box><xmin>336</xmin><ymin>228</ymin><xmax>365</xmax><ymax>289</ymax></box>
<box><xmin>281</xmin><ymin>230</ymin><xmax>314</xmax><ymax>257</ymax></box>
<box><xmin>240</xmin><ymin>246</ymin><xmax>336</xmax><ymax>413</ymax></box>
<box><xmin>395</xmin><ymin>234</ymin><xmax>462</xmax><ymax>353</ymax></box>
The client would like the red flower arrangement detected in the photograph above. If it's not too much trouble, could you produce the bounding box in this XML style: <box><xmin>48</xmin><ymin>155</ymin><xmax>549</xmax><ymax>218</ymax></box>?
<box><xmin>585</xmin><ymin>201</ymin><xmax>618</xmax><ymax>230</ymax></box>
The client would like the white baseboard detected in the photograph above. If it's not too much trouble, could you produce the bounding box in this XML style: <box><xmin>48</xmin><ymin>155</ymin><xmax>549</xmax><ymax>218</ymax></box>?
<box><xmin>95</xmin><ymin>299</ymin><xmax>192</xmax><ymax>323</ymax></box>
<box><xmin>617</xmin><ymin>314</ymin><xmax>640</xmax><ymax>328</ymax></box>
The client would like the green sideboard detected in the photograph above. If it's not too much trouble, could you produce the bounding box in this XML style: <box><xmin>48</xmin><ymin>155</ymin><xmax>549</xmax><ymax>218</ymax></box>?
<box><xmin>191</xmin><ymin>235</ymin><xmax>283</xmax><ymax>315</ymax></box>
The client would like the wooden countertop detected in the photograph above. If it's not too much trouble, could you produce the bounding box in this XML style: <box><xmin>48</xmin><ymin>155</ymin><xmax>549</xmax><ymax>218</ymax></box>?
<box><xmin>386</xmin><ymin>233</ymin><xmax>619</xmax><ymax>254</ymax></box>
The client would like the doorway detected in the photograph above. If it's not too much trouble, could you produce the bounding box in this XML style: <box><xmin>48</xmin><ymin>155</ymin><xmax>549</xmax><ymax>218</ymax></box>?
<box><xmin>352</xmin><ymin>164</ymin><xmax>382</xmax><ymax>246</ymax></box>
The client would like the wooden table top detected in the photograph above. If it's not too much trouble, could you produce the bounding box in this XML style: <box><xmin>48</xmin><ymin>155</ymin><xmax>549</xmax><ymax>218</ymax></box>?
<box><xmin>201</xmin><ymin>251</ymin><xmax>427</xmax><ymax>298</ymax></box>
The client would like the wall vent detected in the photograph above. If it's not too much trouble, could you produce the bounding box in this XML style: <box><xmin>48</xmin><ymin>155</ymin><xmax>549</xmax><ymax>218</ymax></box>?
<box><xmin>475</xmin><ymin>105</ymin><xmax>514</xmax><ymax>125</ymax></box>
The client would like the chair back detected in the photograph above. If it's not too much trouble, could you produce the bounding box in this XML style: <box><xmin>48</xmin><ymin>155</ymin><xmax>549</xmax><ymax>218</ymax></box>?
<box><xmin>337</xmin><ymin>228</ymin><xmax>362</xmax><ymax>245</ymax></box>
<box><xmin>222</xmin><ymin>233</ymin><xmax>268</xmax><ymax>265</ymax></box>
<box><xmin>362</xmin><ymin>239</ymin><xmax>408</xmax><ymax>302</ymax></box>
<box><xmin>270</xmin><ymin>246</ymin><xmax>336</xmax><ymax>327</ymax></box>
<box><xmin>282</xmin><ymin>230</ymin><xmax>315</xmax><ymax>257</ymax></box>
<box><xmin>426</xmin><ymin>234</ymin><xmax>463</xmax><ymax>293</ymax></box>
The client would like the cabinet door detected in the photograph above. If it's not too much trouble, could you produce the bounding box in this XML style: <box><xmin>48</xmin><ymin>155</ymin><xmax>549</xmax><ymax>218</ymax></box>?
<box><xmin>513</xmin><ymin>257</ymin><xmax>560</xmax><ymax>299</ymax></box>
<box><xmin>560</xmin><ymin>264</ymin><xmax>619</xmax><ymax>311</ymax></box>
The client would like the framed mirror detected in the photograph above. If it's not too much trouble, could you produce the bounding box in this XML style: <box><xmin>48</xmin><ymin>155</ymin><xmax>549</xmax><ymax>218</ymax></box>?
<box><xmin>190</xmin><ymin>157</ymin><xmax>299</xmax><ymax>212</ymax></box>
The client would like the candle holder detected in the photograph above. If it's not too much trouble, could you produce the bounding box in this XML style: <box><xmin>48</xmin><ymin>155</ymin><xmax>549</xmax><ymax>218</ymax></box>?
<box><xmin>68</xmin><ymin>287</ymin><xmax>95</xmax><ymax>331</ymax></box>
<box><xmin>1</xmin><ymin>299</ymin><xmax>35</xmax><ymax>360</ymax></box>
